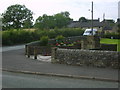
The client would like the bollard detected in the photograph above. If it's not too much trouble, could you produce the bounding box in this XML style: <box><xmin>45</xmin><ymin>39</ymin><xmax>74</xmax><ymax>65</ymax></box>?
<box><xmin>34</xmin><ymin>46</ymin><xmax>37</xmax><ymax>59</ymax></box>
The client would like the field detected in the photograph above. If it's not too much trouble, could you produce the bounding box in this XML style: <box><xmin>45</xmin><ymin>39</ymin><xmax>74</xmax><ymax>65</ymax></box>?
<box><xmin>100</xmin><ymin>38</ymin><xmax>120</xmax><ymax>51</ymax></box>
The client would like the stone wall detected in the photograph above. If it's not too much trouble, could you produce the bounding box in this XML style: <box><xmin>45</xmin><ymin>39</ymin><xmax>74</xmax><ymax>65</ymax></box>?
<box><xmin>51</xmin><ymin>48</ymin><xmax>119</xmax><ymax>68</ymax></box>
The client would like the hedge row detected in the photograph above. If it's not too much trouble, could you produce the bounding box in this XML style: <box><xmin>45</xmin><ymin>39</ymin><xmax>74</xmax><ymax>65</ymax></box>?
<box><xmin>2</xmin><ymin>28</ymin><xmax>84</xmax><ymax>45</ymax></box>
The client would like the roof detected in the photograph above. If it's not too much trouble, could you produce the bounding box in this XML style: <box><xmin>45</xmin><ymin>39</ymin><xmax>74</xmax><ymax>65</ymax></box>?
<box><xmin>67</xmin><ymin>19</ymin><xmax>115</xmax><ymax>30</ymax></box>
<box><xmin>67</xmin><ymin>20</ymin><xmax>103</xmax><ymax>28</ymax></box>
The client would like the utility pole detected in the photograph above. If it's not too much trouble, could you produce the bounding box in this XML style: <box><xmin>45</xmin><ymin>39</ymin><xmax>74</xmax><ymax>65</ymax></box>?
<box><xmin>91</xmin><ymin>1</ymin><xmax>93</xmax><ymax>35</ymax></box>
<box><xmin>102</xmin><ymin>13</ymin><xmax>105</xmax><ymax>36</ymax></box>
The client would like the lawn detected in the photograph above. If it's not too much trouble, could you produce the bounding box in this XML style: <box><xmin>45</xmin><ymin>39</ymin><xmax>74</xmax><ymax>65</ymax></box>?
<box><xmin>100</xmin><ymin>38</ymin><xmax>120</xmax><ymax>51</ymax></box>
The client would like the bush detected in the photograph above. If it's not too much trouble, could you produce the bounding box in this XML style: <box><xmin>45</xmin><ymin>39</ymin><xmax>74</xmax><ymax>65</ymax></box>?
<box><xmin>2</xmin><ymin>29</ymin><xmax>34</xmax><ymax>45</ymax></box>
<box><xmin>40</xmin><ymin>36</ymin><xmax>49</xmax><ymax>46</ymax></box>
<box><xmin>2</xmin><ymin>31</ymin><xmax>13</xmax><ymax>45</ymax></box>
<box><xmin>102</xmin><ymin>32</ymin><xmax>120</xmax><ymax>39</ymax></box>
<box><xmin>55</xmin><ymin>35</ymin><xmax>65</xmax><ymax>41</ymax></box>
<box><xmin>2</xmin><ymin>28</ymin><xmax>84</xmax><ymax>46</ymax></box>
<box><xmin>47</xmin><ymin>30</ymin><xmax>57</xmax><ymax>38</ymax></box>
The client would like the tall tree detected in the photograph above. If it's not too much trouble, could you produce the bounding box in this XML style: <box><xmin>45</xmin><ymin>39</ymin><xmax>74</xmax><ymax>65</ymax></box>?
<box><xmin>2</xmin><ymin>4</ymin><xmax>33</xmax><ymax>30</ymax></box>
<box><xmin>54</xmin><ymin>11</ymin><xmax>72</xmax><ymax>28</ymax></box>
<box><xmin>34</xmin><ymin>14</ymin><xmax>56</xmax><ymax>29</ymax></box>
<box><xmin>34</xmin><ymin>11</ymin><xmax>72</xmax><ymax>29</ymax></box>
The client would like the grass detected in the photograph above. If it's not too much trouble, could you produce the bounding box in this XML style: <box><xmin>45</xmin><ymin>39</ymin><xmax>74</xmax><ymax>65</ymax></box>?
<box><xmin>100</xmin><ymin>38</ymin><xmax>120</xmax><ymax>51</ymax></box>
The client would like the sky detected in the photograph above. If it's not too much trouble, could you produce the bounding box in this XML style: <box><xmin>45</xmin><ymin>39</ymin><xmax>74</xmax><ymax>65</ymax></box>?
<box><xmin>0</xmin><ymin>0</ymin><xmax>119</xmax><ymax>22</ymax></box>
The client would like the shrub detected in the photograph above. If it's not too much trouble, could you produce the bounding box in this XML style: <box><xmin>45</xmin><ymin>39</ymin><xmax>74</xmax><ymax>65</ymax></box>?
<box><xmin>2</xmin><ymin>28</ymin><xmax>84</xmax><ymax>46</ymax></box>
<box><xmin>47</xmin><ymin>30</ymin><xmax>57</xmax><ymax>38</ymax></box>
<box><xmin>40</xmin><ymin>36</ymin><xmax>49</xmax><ymax>46</ymax></box>
<box><xmin>102</xmin><ymin>32</ymin><xmax>120</xmax><ymax>39</ymax></box>
<box><xmin>2</xmin><ymin>29</ymin><xmax>34</xmax><ymax>45</ymax></box>
<box><xmin>55</xmin><ymin>35</ymin><xmax>65</xmax><ymax>42</ymax></box>
<box><xmin>2</xmin><ymin>31</ymin><xmax>13</xmax><ymax>45</ymax></box>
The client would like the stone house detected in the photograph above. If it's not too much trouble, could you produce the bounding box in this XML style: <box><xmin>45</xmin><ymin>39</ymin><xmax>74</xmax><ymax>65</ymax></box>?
<box><xmin>101</xmin><ymin>19</ymin><xmax>115</xmax><ymax>33</ymax></box>
<box><xmin>67</xmin><ymin>18</ymin><xmax>116</xmax><ymax>33</ymax></box>
<box><xmin>68</xmin><ymin>18</ymin><xmax>103</xmax><ymax>30</ymax></box>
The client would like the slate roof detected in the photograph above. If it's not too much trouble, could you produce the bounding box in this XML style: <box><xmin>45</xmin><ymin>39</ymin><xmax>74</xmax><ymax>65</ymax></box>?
<box><xmin>67</xmin><ymin>20</ymin><xmax>102</xmax><ymax>28</ymax></box>
<box><xmin>67</xmin><ymin>19</ymin><xmax>115</xmax><ymax>30</ymax></box>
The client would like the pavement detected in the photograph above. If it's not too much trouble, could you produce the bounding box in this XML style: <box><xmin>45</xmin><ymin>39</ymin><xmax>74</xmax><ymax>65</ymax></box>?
<box><xmin>2</xmin><ymin>47</ymin><xmax>119</xmax><ymax>82</ymax></box>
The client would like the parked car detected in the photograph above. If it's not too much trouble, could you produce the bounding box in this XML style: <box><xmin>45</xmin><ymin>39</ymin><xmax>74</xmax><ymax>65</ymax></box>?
<box><xmin>83</xmin><ymin>28</ymin><xmax>97</xmax><ymax>36</ymax></box>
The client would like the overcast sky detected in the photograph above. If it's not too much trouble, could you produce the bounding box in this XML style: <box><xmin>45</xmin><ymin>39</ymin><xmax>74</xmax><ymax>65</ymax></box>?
<box><xmin>0</xmin><ymin>0</ymin><xmax>119</xmax><ymax>21</ymax></box>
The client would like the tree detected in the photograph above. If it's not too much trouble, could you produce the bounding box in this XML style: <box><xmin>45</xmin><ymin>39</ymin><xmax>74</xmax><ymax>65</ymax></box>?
<box><xmin>34</xmin><ymin>11</ymin><xmax>73</xmax><ymax>29</ymax></box>
<box><xmin>34</xmin><ymin>14</ymin><xmax>56</xmax><ymax>29</ymax></box>
<box><xmin>54</xmin><ymin>11</ymin><xmax>72</xmax><ymax>28</ymax></box>
<box><xmin>2</xmin><ymin>4</ymin><xmax>33</xmax><ymax>30</ymax></box>
<box><xmin>79</xmin><ymin>17</ymin><xmax>87</xmax><ymax>22</ymax></box>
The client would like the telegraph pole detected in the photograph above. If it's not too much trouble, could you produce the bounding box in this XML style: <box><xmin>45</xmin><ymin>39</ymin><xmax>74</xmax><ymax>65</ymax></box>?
<box><xmin>91</xmin><ymin>1</ymin><xmax>93</xmax><ymax>35</ymax></box>
<box><xmin>102</xmin><ymin>13</ymin><xmax>105</xmax><ymax>36</ymax></box>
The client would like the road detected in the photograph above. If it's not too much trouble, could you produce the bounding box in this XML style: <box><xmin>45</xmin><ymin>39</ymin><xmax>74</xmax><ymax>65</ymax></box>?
<box><xmin>1</xmin><ymin>44</ymin><xmax>25</xmax><ymax>52</ymax></box>
<box><xmin>2</xmin><ymin>71</ymin><xmax>118</xmax><ymax>88</ymax></box>
<box><xmin>1</xmin><ymin>45</ymin><xmax>119</xmax><ymax>88</ymax></box>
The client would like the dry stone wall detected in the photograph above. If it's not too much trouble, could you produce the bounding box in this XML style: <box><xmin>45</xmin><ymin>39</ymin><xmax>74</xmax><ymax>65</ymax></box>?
<box><xmin>51</xmin><ymin>48</ymin><xmax>119</xmax><ymax>69</ymax></box>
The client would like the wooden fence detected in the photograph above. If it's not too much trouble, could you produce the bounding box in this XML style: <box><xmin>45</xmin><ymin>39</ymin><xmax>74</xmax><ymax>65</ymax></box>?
<box><xmin>25</xmin><ymin>45</ymin><xmax>51</xmax><ymax>59</ymax></box>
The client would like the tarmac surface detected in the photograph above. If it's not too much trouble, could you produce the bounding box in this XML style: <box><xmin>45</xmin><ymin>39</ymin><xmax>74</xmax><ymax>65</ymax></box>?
<box><xmin>2</xmin><ymin>47</ymin><xmax>119</xmax><ymax>82</ymax></box>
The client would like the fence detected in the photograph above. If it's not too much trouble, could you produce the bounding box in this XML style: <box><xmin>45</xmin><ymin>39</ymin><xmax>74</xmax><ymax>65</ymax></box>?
<box><xmin>25</xmin><ymin>45</ymin><xmax>51</xmax><ymax>59</ymax></box>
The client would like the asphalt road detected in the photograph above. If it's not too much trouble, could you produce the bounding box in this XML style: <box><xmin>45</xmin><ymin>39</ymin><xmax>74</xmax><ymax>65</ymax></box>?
<box><xmin>2</xmin><ymin>71</ymin><xmax>118</xmax><ymax>88</ymax></box>
<box><xmin>1</xmin><ymin>45</ymin><xmax>119</xmax><ymax>88</ymax></box>
<box><xmin>1</xmin><ymin>44</ymin><xmax>25</xmax><ymax>52</ymax></box>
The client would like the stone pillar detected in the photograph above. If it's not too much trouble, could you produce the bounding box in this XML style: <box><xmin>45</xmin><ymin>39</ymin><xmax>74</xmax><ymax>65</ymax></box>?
<box><xmin>86</xmin><ymin>36</ymin><xmax>100</xmax><ymax>49</ymax></box>
<box><xmin>51</xmin><ymin>47</ymin><xmax>57</xmax><ymax>63</ymax></box>
<box><xmin>81</xmin><ymin>36</ymin><xmax>100</xmax><ymax>50</ymax></box>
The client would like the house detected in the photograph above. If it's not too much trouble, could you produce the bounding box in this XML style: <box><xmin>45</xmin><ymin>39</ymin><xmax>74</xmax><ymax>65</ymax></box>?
<box><xmin>101</xmin><ymin>19</ymin><xmax>115</xmax><ymax>31</ymax></box>
<box><xmin>112</xmin><ymin>18</ymin><xmax>120</xmax><ymax>33</ymax></box>
<box><xmin>67</xmin><ymin>18</ymin><xmax>103</xmax><ymax>30</ymax></box>
<box><xmin>67</xmin><ymin>18</ymin><xmax>116</xmax><ymax>32</ymax></box>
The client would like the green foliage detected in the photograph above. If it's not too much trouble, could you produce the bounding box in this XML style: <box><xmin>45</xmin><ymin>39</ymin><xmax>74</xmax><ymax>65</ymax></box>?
<box><xmin>34</xmin><ymin>15</ymin><xmax>56</xmax><ymax>29</ymax></box>
<box><xmin>34</xmin><ymin>11</ymin><xmax>72</xmax><ymax>29</ymax></box>
<box><xmin>55</xmin><ymin>35</ymin><xmax>65</xmax><ymax>41</ymax></box>
<box><xmin>2</xmin><ymin>4</ymin><xmax>33</xmax><ymax>30</ymax></box>
<box><xmin>2</xmin><ymin>29</ymin><xmax>34</xmax><ymax>45</ymax></box>
<box><xmin>2</xmin><ymin>30</ymin><xmax>13</xmax><ymax>45</ymax></box>
<box><xmin>54</xmin><ymin>12</ymin><xmax>71</xmax><ymax>28</ymax></box>
<box><xmin>47</xmin><ymin>30</ymin><xmax>57</xmax><ymax>38</ymax></box>
<box><xmin>102</xmin><ymin>32</ymin><xmax>120</xmax><ymax>39</ymax></box>
<box><xmin>40</xmin><ymin>36</ymin><xmax>49</xmax><ymax>46</ymax></box>
<box><xmin>2</xmin><ymin>28</ymin><xmax>84</xmax><ymax>45</ymax></box>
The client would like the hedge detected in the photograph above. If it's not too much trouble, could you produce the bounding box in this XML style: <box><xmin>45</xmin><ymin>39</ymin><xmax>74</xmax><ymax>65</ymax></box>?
<box><xmin>2</xmin><ymin>28</ymin><xmax>84</xmax><ymax>45</ymax></box>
